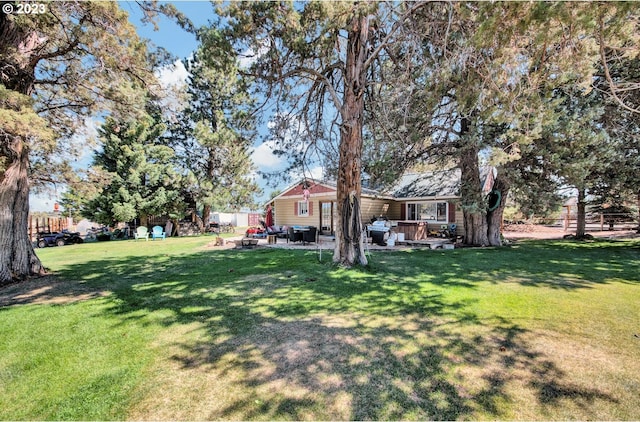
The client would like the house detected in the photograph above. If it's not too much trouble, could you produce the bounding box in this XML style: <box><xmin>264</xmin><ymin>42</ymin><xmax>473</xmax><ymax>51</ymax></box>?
<box><xmin>269</xmin><ymin>179</ymin><xmax>393</xmax><ymax>236</ymax></box>
<box><xmin>269</xmin><ymin>167</ymin><xmax>495</xmax><ymax>240</ymax></box>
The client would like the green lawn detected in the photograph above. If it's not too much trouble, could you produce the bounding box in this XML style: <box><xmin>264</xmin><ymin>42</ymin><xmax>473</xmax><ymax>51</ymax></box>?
<box><xmin>1</xmin><ymin>236</ymin><xmax>639</xmax><ymax>420</ymax></box>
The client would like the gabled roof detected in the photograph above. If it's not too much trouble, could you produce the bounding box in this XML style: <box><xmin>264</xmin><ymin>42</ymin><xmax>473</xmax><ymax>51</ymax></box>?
<box><xmin>386</xmin><ymin>166</ymin><xmax>495</xmax><ymax>200</ymax></box>
<box><xmin>387</xmin><ymin>169</ymin><xmax>462</xmax><ymax>199</ymax></box>
<box><xmin>271</xmin><ymin>167</ymin><xmax>495</xmax><ymax>203</ymax></box>
<box><xmin>272</xmin><ymin>178</ymin><xmax>392</xmax><ymax>201</ymax></box>
<box><xmin>320</xmin><ymin>180</ymin><xmax>387</xmax><ymax>198</ymax></box>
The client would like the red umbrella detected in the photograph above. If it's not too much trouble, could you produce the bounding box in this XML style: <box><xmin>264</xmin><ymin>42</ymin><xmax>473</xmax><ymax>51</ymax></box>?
<box><xmin>265</xmin><ymin>204</ymin><xmax>274</xmax><ymax>227</ymax></box>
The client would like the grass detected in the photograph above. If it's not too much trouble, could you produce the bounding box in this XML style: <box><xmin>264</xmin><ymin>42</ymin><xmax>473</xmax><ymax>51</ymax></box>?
<box><xmin>1</xmin><ymin>236</ymin><xmax>639</xmax><ymax>420</ymax></box>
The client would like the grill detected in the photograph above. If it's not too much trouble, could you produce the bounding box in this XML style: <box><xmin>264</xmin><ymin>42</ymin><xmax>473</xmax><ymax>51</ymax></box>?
<box><xmin>366</xmin><ymin>220</ymin><xmax>391</xmax><ymax>246</ymax></box>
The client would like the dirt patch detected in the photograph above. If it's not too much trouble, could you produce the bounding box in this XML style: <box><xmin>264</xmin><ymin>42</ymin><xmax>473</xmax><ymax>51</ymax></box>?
<box><xmin>0</xmin><ymin>276</ymin><xmax>109</xmax><ymax>307</ymax></box>
<box><xmin>201</xmin><ymin>236</ymin><xmax>251</xmax><ymax>250</ymax></box>
<box><xmin>503</xmin><ymin>225</ymin><xmax>639</xmax><ymax>241</ymax></box>
<box><xmin>129</xmin><ymin>316</ymin><xmax>365</xmax><ymax>420</ymax></box>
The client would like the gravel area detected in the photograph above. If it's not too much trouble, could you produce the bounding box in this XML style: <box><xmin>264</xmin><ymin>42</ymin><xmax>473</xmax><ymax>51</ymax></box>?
<box><xmin>502</xmin><ymin>224</ymin><xmax>639</xmax><ymax>241</ymax></box>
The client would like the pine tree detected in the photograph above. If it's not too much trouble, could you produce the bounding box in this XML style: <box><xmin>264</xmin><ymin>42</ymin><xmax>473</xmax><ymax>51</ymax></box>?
<box><xmin>377</xmin><ymin>2</ymin><xmax>638</xmax><ymax>245</ymax></box>
<box><xmin>218</xmin><ymin>1</ymin><xmax>431</xmax><ymax>266</ymax></box>
<box><xmin>176</xmin><ymin>28</ymin><xmax>260</xmax><ymax>226</ymax></box>
<box><xmin>84</xmin><ymin>111</ymin><xmax>182</xmax><ymax>227</ymax></box>
<box><xmin>0</xmin><ymin>2</ymin><xmax>158</xmax><ymax>284</ymax></box>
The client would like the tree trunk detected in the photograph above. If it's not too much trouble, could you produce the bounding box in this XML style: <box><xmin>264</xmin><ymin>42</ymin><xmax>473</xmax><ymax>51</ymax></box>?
<box><xmin>0</xmin><ymin>15</ymin><xmax>46</xmax><ymax>285</ymax></box>
<box><xmin>575</xmin><ymin>188</ymin><xmax>587</xmax><ymax>238</ymax></box>
<box><xmin>333</xmin><ymin>12</ymin><xmax>369</xmax><ymax>267</ymax></box>
<box><xmin>0</xmin><ymin>138</ymin><xmax>46</xmax><ymax>285</ymax></box>
<box><xmin>636</xmin><ymin>190</ymin><xmax>640</xmax><ymax>233</ymax></box>
<box><xmin>202</xmin><ymin>204</ymin><xmax>211</xmax><ymax>231</ymax></box>
<box><xmin>459</xmin><ymin>119</ymin><xmax>489</xmax><ymax>246</ymax></box>
<box><xmin>486</xmin><ymin>172</ymin><xmax>509</xmax><ymax>246</ymax></box>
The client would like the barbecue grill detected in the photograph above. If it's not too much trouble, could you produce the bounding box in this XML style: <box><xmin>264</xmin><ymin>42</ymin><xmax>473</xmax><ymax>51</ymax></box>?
<box><xmin>367</xmin><ymin>220</ymin><xmax>391</xmax><ymax>246</ymax></box>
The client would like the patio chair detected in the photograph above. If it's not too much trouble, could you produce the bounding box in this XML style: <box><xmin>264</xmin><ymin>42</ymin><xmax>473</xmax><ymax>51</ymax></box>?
<box><xmin>276</xmin><ymin>225</ymin><xmax>289</xmax><ymax>239</ymax></box>
<box><xmin>448</xmin><ymin>224</ymin><xmax>457</xmax><ymax>238</ymax></box>
<box><xmin>134</xmin><ymin>226</ymin><xmax>149</xmax><ymax>241</ymax></box>
<box><xmin>266</xmin><ymin>225</ymin><xmax>285</xmax><ymax>237</ymax></box>
<box><xmin>287</xmin><ymin>226</ymin><xmax>303</xmax><ymax>243</ymax></box>
<box><xmin>302</xmin><ymin>226</ymin><xmax>317</xmax><ymax>244</ymax></box>
<box><xmin>151</xmin><ymin>225</ymin><xmax>165</xmax><ymax>240</ymax></box>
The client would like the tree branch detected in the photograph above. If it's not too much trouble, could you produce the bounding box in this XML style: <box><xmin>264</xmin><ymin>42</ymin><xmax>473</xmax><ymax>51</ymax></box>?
<box><xmin>598</xmin><ymin>14</ymin><xmax>640</xmax><ymax>114</ymax></box>
<box><xmin>363</xmin><ymin>1</ymin><xmax>428</xmax><ymax>71</ymax></box>
<box><xmin>281</xmin><ymin>65</ymin><xmax>344</xmax><ymax>112</ymax></box>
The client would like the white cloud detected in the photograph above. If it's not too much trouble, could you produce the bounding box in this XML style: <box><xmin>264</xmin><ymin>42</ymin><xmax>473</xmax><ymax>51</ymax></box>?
<box><xmin>250</xmin><ymin>139</ymin><xmax>284</xmax><ymax>170</ymax></box>
<box><xmin>156</xmin><ymin>59</ymin><xmax>189</xmax><ymax>88</ymax></box>
<box><xmin>309</xmin><ymin>166</ymin><xmax>324</xmax><ymax>179</ymax></box>
<box><xmin>288</xmin><ymin>165</ymin><xmax>324</xmax><ymax>181</ymax></box>
<box><xmin>238</xmin><ymin>42</ymin><xmax>269</xmax><ymax>70</ymax></box>
<box><xmin>70</xmin><ymin>117</ymin><xmax>100</xmax><ymax>165</ymax></box>
<box><xmin>153</xmin><ymin>59</ymin><xmax>190</xmax><ymax>121</ymax></box>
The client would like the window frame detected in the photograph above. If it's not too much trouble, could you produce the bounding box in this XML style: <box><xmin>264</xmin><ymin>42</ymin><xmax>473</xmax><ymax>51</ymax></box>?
<box><xmin>405</xmin><ymin>201</ymin><xmax>448</xmax><ymax>222</ymax></box>
<box><xmin>297</xmin><ymin>200</ymin><xmax>309</xmax><ymax>217</ymax></box>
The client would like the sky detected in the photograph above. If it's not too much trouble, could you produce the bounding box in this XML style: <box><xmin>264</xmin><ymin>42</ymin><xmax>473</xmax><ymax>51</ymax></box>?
<box><xmin>30</xmin><ymin>1</ymin><xmax>313</xmax><ymax>212</ymax></box>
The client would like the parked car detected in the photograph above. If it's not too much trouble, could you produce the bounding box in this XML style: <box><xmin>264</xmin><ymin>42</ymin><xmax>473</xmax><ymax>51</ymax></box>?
<box><xmin>36</xmin><ymin>229</ymin><xmax>84</xmax><ymax>248</ymax></box>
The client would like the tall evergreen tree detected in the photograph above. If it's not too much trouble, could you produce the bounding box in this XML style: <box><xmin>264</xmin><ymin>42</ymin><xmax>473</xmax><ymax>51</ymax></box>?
<box><xmin>0</xmin><ymin>2</ymin><xmax>161</xmax><ymax>284</ymax></box>
<box><xmin>177</xmin><ymin>28</ymin><xmax>260</xmax><ymax>225</ymax></box>
<box><xmin>541</xmin><ymin>88</ymin><xmax>611</xmax><ymax>238</ymax></box>
<box><xmin>376</xmin><ymin>2</ymin><xmax>638</xmax><ymax>245</ymax></box>
<box><xmin>83</xmin><ymin>111</ymin><xmax>182</xmax><ymax>227</ymax></box>
<box><xmin>596</xmin><ymin>4</ymin><xmax>640</xmax><ymax>114</ymax></box>
<box><xmin>218</xmin><ymin>1</ymin><xmax>430</xmax><ymax>266</ymax></box>
<box><xmin>588</xmin><ymin>72</ymin><xmax>640</xmax><ymax>232</ymax></box>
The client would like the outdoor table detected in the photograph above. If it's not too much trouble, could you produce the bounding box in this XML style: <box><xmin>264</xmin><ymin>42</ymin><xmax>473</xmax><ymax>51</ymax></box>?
<box><xmin>293</xmin><ymin>226</ymin><xmax>310</xmax><ymax>245</ymax></box>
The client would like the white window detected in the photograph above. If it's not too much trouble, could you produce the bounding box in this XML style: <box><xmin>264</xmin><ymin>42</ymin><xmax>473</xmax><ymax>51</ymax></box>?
<box><xmin>407</xmin><ymin>201</ymin><xmax>448</xmax><ymax>222</ymax></box>
<box><xmin>297</xmin><ymin>201</ymin><xmax>309</xmax><ymax>217</ymax></box>
<box><xmin>408</xmin><ymin>203</ymin><xmax>418</xmax><ymax>220</ymax></box>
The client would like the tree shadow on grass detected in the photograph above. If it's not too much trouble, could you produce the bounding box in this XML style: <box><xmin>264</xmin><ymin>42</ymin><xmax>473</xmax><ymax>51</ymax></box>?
<box><xmin>14</xmin><ymin>241</ymin><xmax>633</xmax><ymax>419</ymax></box>
<box><xmin>426</xmin><ymin>239</ymin><xmax>640</xmax><ymax>290</ymax></box>
<box><xmin>0</xmin><ymin>275</ymin><xmax>110</xmax><ymax>307</ymax></box>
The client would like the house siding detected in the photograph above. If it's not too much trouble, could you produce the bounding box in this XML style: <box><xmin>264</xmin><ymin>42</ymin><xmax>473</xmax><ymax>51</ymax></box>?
<box><xmin>274</xmin><ymin>195</ymin><xmax>390</xmax><ymax>228</ymax></box>
<box><xmin>391</xmin><ymin>200</ymin><xmax>465</xmax><ymax>236</ymax></box>
<box><xmin>360</xmin><ymin>197</ymin><xmax>392</xmax><ymax>223</ymax></box>
<box><xmin>272</xmin><ymin>176</ymin><xmax>471</xmax><ymax>236</ymax></box>
<box><xmin>387</xmin><ymin>201</ymin><xmax>403</xmax><ymax>220</ymax></box>
<box><xmin>275</xmin><ymin>197</ymin><xmax>464</xmax><ymax>231</ymax></box>
<box><xmin>274</xmin><ymin>195</ymin><xmax>335</xmax><ymax>227</ymax></box>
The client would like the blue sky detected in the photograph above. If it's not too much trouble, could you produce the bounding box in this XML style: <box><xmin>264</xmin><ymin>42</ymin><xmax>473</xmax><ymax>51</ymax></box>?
<box><xmin>31</xmin><ymin>1</ymin><xmax>303</xmax><ymax>212</ymax></box>
<box><xmin>125</xmin><ymin>1</ymin><xmax>212</xmax><ymax>60</ymax></box>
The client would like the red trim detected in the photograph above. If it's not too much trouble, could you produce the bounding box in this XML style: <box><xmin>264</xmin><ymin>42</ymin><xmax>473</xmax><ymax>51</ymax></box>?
<box><xmin>282</xmin><ymin>182</ymin><xmax>335</xmax><ymax>197</ymax></box>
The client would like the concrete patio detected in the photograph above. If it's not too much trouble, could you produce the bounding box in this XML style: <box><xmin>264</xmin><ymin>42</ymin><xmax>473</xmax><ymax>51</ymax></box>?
<box><xmin>218</xmin><ymin>234</ymin><xmax>456</xmax><ymax>251</ymax></box>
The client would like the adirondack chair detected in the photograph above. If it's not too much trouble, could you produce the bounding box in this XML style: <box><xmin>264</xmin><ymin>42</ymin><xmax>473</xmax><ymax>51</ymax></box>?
<box><xmin>151</xmin><ymin>225</ymin><xmax>165</xmax><ymax>240</ymax></box>
<box><xmin>134</xmin><ymin>226</ymin><xmax>149</xmax><ymax>241</ymax></box>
